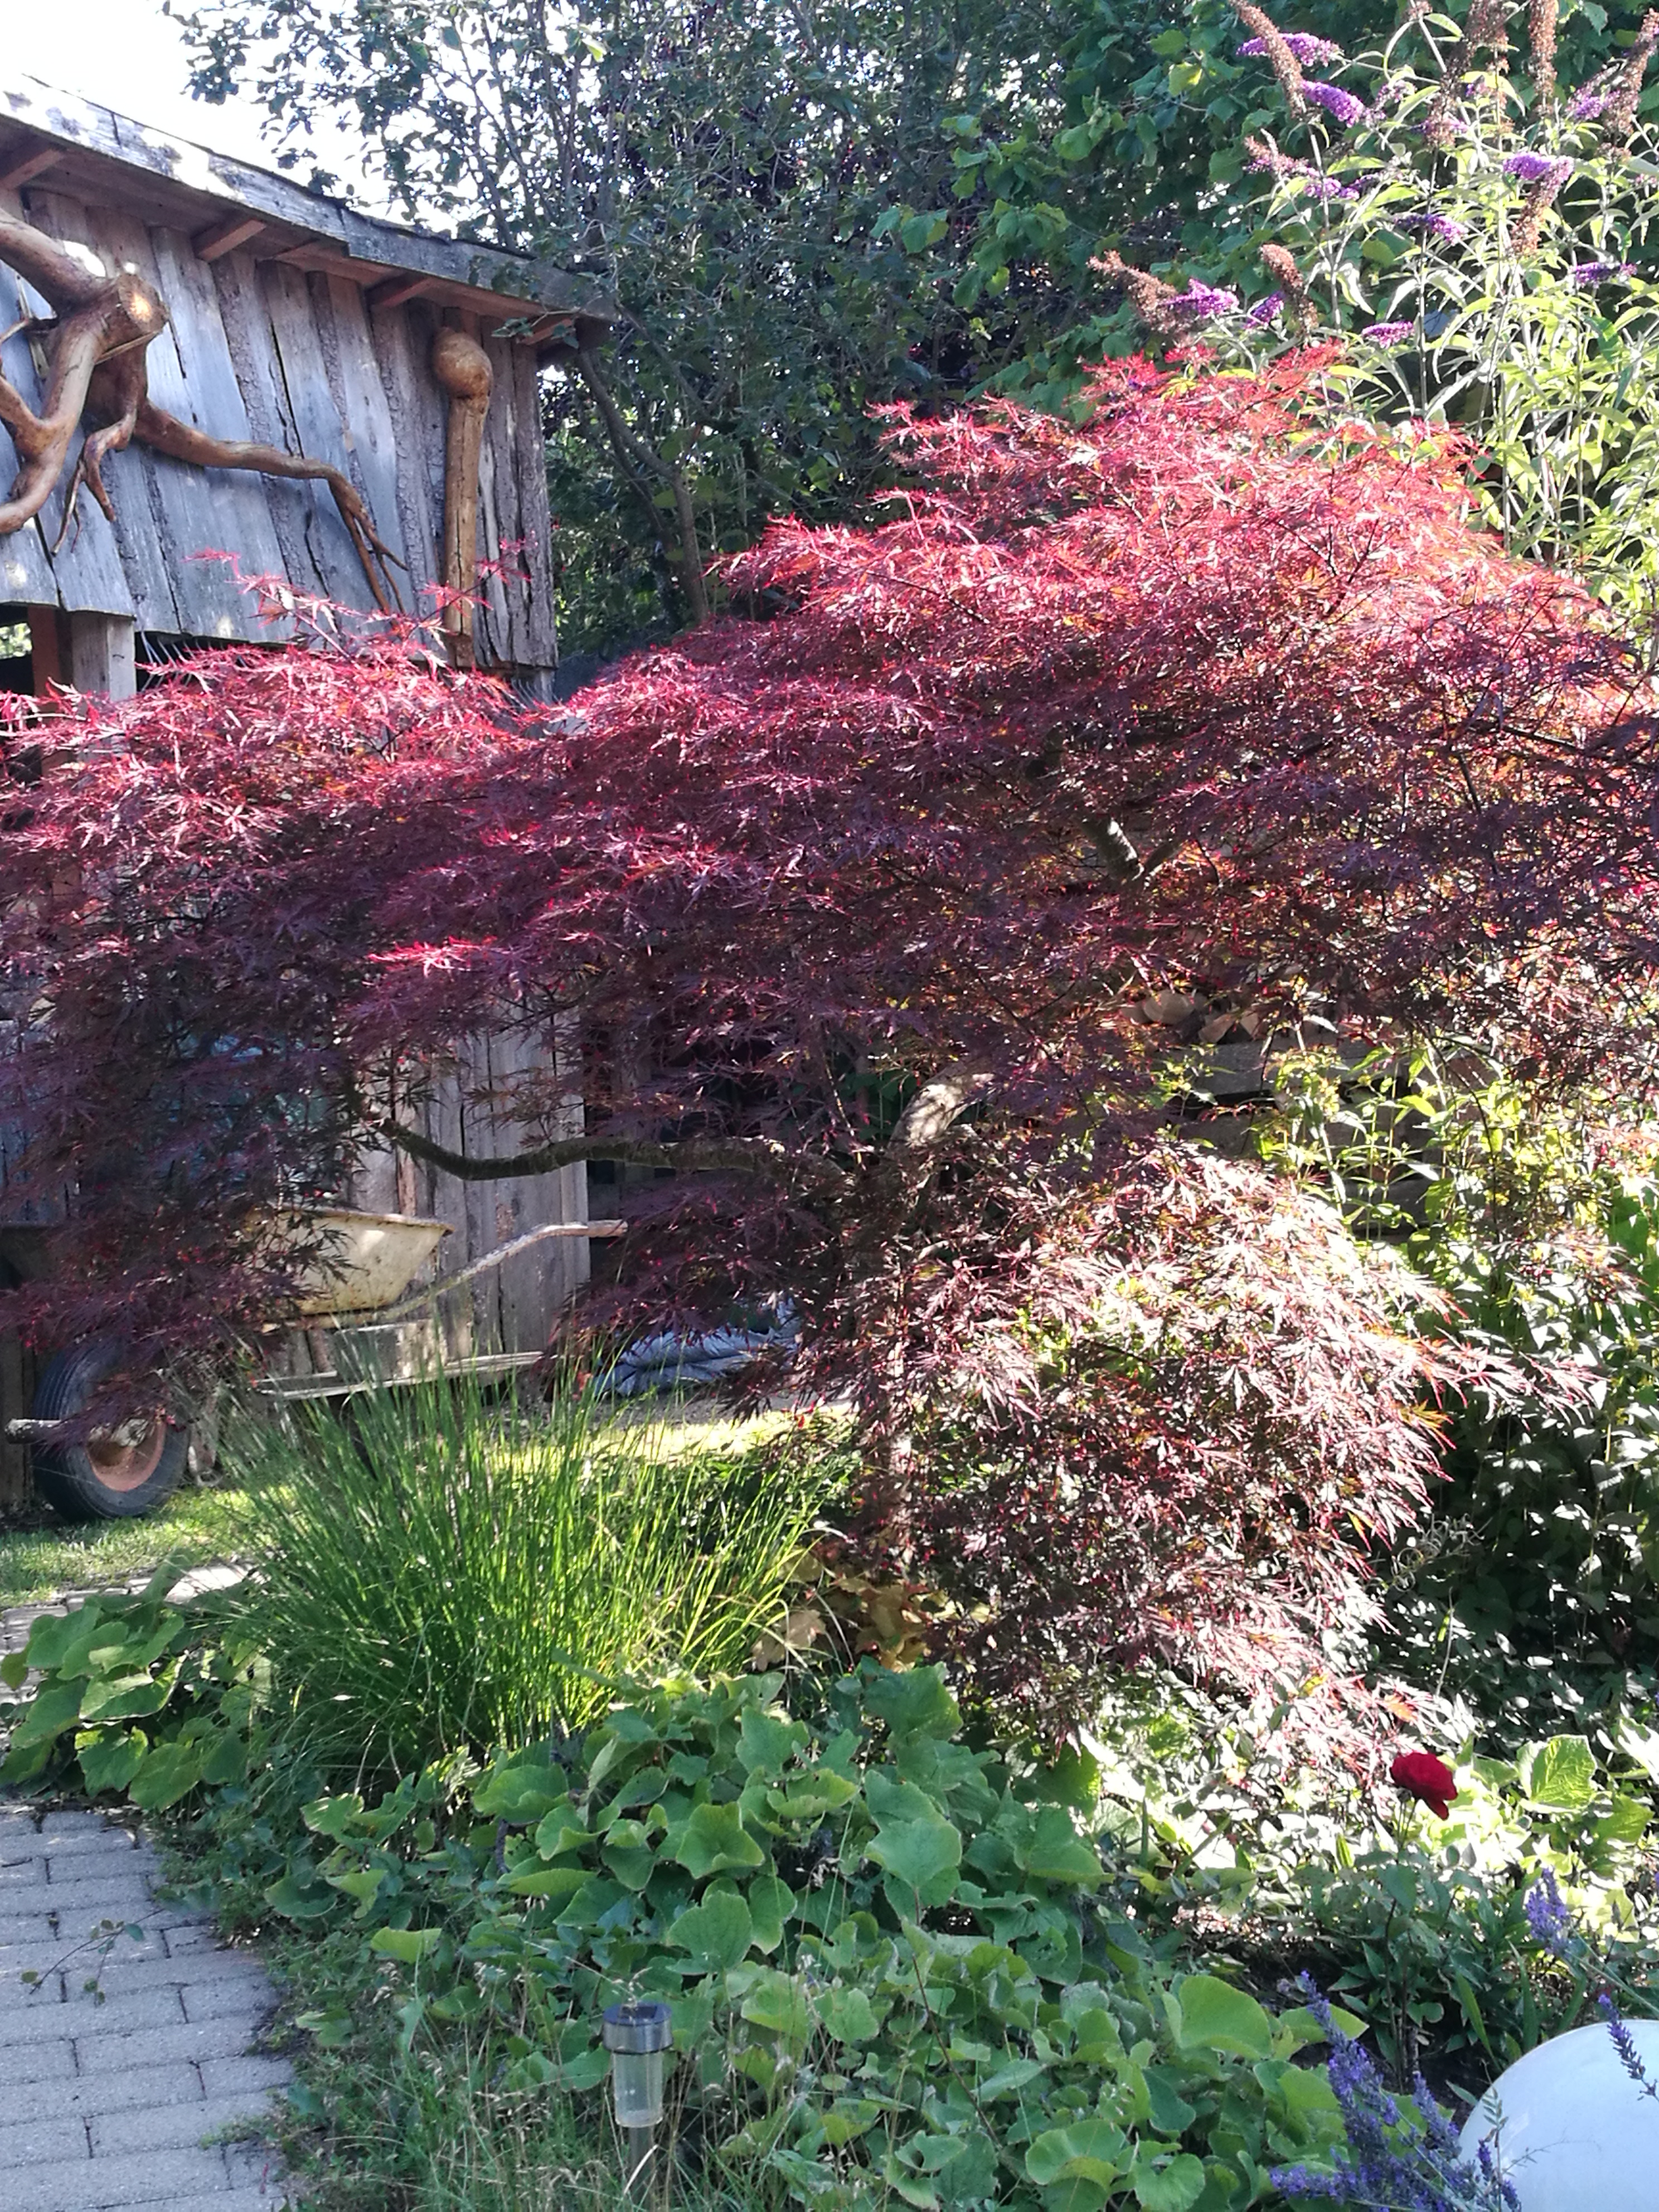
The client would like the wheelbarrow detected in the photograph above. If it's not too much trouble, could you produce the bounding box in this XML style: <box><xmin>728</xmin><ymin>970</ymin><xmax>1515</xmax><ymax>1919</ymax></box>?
<box><xmin>6</xmin><ymin>1207</ymin><xmax>624</xmax><ymax>1522</ymax></box>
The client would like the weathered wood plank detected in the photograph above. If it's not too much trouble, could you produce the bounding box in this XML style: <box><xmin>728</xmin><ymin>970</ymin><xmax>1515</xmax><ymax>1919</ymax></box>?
<box><xmin>257</xmin><ymin>262</ymin><xmax>386</xmax><ymax>610</ymax></box>
<box><xmin>210</xmin><ymin>246</ymin><xmax>327</xmax><ymax>601</ymax></box>
<box><xmin>371</xmin><ymin>297</ymin><xmax>447</xmax><ymax>632</ymax></box>
<box><xmin>317</xmin><ymin>274</ymin><xmax>413</xmax><ymax>581</ymax></box>
<box><xmin>7</xmin><ymin>190</ymin><xmax>137</xmax><ymax>620</ymax></box>
<box><xmin>89</xmin><ymin>209</ymin><xmax>293</xmax><ymax>642</ymax></box>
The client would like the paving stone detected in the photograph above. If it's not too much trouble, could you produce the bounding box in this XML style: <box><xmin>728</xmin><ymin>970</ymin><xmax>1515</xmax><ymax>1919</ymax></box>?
<box><xmin>66</xmin><ymin>1953</ymin><xmax>265</xmax><ymax>2002</ymax></box>
<box><xmin>0</xmin><ymin>1907</ymin><xmax>59</xmax><ymax>1944</ymax></box>
<box><xmin>0</xmin><ymin>2031</ymin><xmax>77</xmax><ymax>2084</ymax></box>
<box><xmin>39</xmin><ymin>1874</ymin><xmax>158</xmax><ymax>1917</ymax></box>
<box><xmin>200</xmin><ymin>2054</ymin><xmax>295</xmax><ymax>2098</ymax></box>
<box><xmin>37</xmin><ymin>1821</ymin><xmax>143</xmax><ymax>1857</ymax></box>
<box><xmin>23</xmin><ymin>2060</ymin><xmax>208</xmax><ymax>2123</ymax></box>
<box><xmin>0</xmin><ymin>1963</ymin><xmax>66</xmax><ymax>2004</ymax></box>
<box><xmin>0</xmin><ymin>1851</ymin><xmax>46</xmax><ymax>1887</ymax></box>
<box><xmin>90</xmin><ymin>2090</ymin><xmax>283</xmax><ymax>2157</ymax></box>
<box><xmin>162</xmin><ymin>2199</ymin><xmax>294</xmax><ymax>2212</ymax></box>
<box><xmin>0</xmin><ymin>1983</ymin><xmax>186</xmax><ymax>2043</ymax></box>
<box><xmin>74</xmin><ymin>2015</ymin><xmax>274</xmax><ymax>2073</ymax></box>
<box><xmin>165</xmin><ymin>1920</ymin><xmax>237</xmax><ymax>1956</ymax></box>
<box><xmin>0</xmin><ymin>2109</ymin><xmax>93</xmax><ymax>2167</ymax></box>
<box><xmin>221</xmin><ymin>2141</ymin><xmax>290</xmax><ymax>2196</ymax></box>
<box><xmin>0</xmin><ymin>2145</ymin><xmax>240</xmax><ymax>2211</ymax></box>
<box><xmin>182</xmin><ymin>1978</ymin><xmax>279</xmax><ymax>2026</ymax></box>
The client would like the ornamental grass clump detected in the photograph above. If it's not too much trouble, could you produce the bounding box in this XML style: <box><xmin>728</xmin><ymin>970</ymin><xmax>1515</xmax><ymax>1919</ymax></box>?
<box><xmin>227</xmin><ymin>1381</ymin><xmax>817</xmax><ymax>1774</ymax></box>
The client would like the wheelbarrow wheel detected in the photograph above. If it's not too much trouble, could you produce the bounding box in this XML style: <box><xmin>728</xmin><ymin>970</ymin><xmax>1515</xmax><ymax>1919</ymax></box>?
<box><xmin>30</xmin><ymin>1338</ymin><xmax>191</xmax><ymax>1522</ymax></box>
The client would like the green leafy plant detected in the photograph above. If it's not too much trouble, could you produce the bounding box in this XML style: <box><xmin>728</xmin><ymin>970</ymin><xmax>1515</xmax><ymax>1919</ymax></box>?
<box><xmin>0</xmin><ymin>1566</ymin><xmax>263</xmax><ymax>1806</ymax></box>
<box><xmin>227</xmin><ymin>1381</ymin><xmax>823</xmax><ymax>1773</ymax></box>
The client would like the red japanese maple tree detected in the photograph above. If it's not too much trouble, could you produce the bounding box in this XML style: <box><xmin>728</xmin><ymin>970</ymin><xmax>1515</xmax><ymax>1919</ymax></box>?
<box><xmin>4</xmin><ymin>350</ymin><xmax>1655</xmax><ymax>1719</ymax></box>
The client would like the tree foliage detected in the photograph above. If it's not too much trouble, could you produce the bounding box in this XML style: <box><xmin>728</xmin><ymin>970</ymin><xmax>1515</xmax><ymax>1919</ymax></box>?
<box><xmin>5</xmin><ymin>355</ymin><xmax>1657</xmax><ymax>1713</ymax></box>
<box><xmin>168</xmin><ymin>0</ymin><xmax>1066</xmax><ymax>649</ymax></box>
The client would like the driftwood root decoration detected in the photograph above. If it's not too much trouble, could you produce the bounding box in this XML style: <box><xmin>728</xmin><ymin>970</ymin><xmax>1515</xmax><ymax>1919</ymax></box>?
<box><xmin>431</xmin><ymin>326</ymin><xmax>492</xmax><ymax>669</ymax></box>
<box><xmin>0</xmin><ymin>206</ymin><xmax>406</xmax><ymax>610</ymax></box>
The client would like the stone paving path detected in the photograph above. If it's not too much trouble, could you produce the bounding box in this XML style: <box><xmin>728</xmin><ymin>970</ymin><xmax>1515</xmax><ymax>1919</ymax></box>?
<box><xmin>1</xmin><ymin>1594</ymin><xmax>295</xmax><ymax>2210</ymax></box>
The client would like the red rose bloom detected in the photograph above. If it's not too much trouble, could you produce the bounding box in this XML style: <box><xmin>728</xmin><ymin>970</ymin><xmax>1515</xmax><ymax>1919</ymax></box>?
<box><xmin>1390</xmin><ymin>1750</ymin><xmax>1458</xmax><ymax>1820</ymax></box>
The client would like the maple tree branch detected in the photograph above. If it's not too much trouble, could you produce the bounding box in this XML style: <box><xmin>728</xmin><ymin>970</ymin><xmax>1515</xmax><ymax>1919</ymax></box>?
<box><xmin>379</xmin><ymin>1118</ymin><xmax>850</xmax><ymax>1190</ymax></box>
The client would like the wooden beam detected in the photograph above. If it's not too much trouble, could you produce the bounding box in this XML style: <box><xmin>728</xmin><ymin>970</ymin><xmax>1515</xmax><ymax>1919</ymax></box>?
<box><xmin>366</xmin><ymin>272</ymin><xmax>433</xmax><ymax>312</ymax></box>
<box><xmin>192</xmin><ymin>213</ymin><xmax>267</xmax><ymax>263</ymax></box>
<box><xmin>0</xmin><ymin>147</ymin><xmax>60</xmax><ymax>192</ymax></box>
<box><xmin>68</xmin><ymin>612</ymin><xmax>137</xmax><ymax>701</ymax></box>
<box><xmin>274</xmin><ymin>239</ymin><xmax>350</xmax><ymax>268</ymax></box>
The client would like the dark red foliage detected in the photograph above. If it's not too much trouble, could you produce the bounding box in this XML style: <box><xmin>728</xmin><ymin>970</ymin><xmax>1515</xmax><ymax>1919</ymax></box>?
<box><xmin>4</xmin><ymin>352</ymin><xmax>1657</xmax><ymax>1716</ymax></box>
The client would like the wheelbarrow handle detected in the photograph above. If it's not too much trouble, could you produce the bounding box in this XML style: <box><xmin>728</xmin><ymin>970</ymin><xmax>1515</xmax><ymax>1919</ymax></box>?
<box><xmin>366</xmin><ymin>1219</ymin><xmax>626</xmax><ymax>1323</ymax></box>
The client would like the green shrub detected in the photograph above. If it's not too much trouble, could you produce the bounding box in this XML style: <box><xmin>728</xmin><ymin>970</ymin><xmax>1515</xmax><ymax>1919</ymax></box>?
<box><xmin>226</xmin><ymin>1382</ymin><xmax>821</xmax><ymax>1771</ymax></box>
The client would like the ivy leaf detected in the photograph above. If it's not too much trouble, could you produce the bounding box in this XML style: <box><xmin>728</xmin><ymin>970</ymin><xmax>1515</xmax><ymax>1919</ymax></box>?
<box><xmin>676</xmin><ymin>1800</ymin><xmax>764</xmax><ymax>1876</ymax></box>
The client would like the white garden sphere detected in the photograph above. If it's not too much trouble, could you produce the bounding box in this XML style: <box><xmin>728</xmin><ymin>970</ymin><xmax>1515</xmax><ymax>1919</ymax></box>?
<box><xmin>1458</xmin><ymin>2018</ymin><xmax>1659</xmax><ymax>2209</ymax></box>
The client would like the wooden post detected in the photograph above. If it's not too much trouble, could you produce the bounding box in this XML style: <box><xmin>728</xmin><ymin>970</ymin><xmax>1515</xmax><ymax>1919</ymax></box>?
<box><xmin>67</xmin><ymin>612</ymin><xmax>137</xmax><ymax>700</ymax></box>
<box><xmin>26</xmin><ymin>604</ymin><xmax>65</xmax><ymax>696</ymax></box>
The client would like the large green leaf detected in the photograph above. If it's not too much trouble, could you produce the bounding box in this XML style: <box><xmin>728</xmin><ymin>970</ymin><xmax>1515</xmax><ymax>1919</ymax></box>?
<box><xmin>862</xmin><ymin>1666</ymin><xmax>959</xmax><ymax>1742</ymax></box>
<box><xmin>867</xmin><ymin>1813</ymin><xmax>962</xmax><ymax>1903</ymax></box>
<box><xmin>1025</xmin><ymin>2118</ymin><xmax>1131</xmax><ymax>2189</ymax></box>
<box><xmin>370</xmin><ymin>1925</ymin><xmax>443</xmax><ymax>1963</ymax></box>
<box><xmin>127</xmin><ymin>1735</ymin><xmax>207</xmax><ymax>1810</ymax></box>
<box><xmin>1023</xmin><ymin>1806</ymin><xmax>1104</xmax><ymax>1888</ymax></box>
<box><xmin>473</xmin><ymin>1760</ymin><xmax>570</xmax><ymax>1821</ymax></box>
<box><xmin>1173</xmin><ymin>1974</ymin><xmax>1275</xmax><ymax>2061</ymax></box>
<box><xmin>1521</xmin><ymin>1735</ymin><xmax>1597</xmax><ymax>1812</ymax></box>
<box><xmin>670</xmin><ymin>1884</ymin><xmax>754</xmax><ymax>1969</ymax></box>
<box><xmin>676</xmin><ymin>1799</ymin><xmax>764</xmax><ymax>1876</ymax></box>
<box><xmin>79</xmin><ymin>1671</ymin><xmax>169</xmax><ymax>1724</ymax></box>
<box><xmin>75</xmin><ymin>1726</ymin><xmax>147</xmax><ymax>1796</ymax></box>
<box><xmin>1132</xmin><ymin>2151</ymin><xmax>1207</xmax><ymax>2212</ymax></box>
<box><xmin>11</xmin><ymin>1679</ymin><xmax>91</xmax><ymax>1750</ymax></box>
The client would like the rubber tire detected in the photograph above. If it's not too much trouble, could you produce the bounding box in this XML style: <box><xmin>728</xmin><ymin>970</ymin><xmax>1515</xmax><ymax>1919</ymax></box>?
<box><xmin>30</xmin><ymin>1338</ymin><xmax>191</xmax><ymax>1522</ymax></box>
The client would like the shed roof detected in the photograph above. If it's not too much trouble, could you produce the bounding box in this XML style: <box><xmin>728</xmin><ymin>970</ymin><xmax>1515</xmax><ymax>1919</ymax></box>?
<box><xmin>0</xmin><ymin>75</ymin><xmax>612</xmax><ymax>350</ymax></box>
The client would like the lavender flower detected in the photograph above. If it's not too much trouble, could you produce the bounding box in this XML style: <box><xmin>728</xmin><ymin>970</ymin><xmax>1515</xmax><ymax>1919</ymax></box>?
<box><xmin>1238</xmin><ymin>30</ymin><xmax>1345</xmax><ymax>62</ymax></box>
<box><xmin>1503</xmin><ymin>149</ymin><xmax>1572</xmax><ymax>182</ymax></box>
<box><xmin>1571</xmin><ymin>258</ymin><xmax>1635</xmax><ymax>284</ymax></box>
<box><xmin>1248</xmin><ymin>291</ymin><xmax>1285</xmax><ymax>324</ymax></box>
<box><xmin>1523</xmin><ymin>1867</ymin><xmax>1575</xmax><ymax>1958</ymax></box>
<box><xmin>1169</xmin><ymin>281</ymin><xmax>1240</xmax><ymax>317</ymax></box>
<box><xmin>1304</xmin><ymin>79</ymin><xmax>1369</xmax><ymax>124</ymax></box>
<box><xmin>1362</xmin><ymin>319</ymin><xmax>1415</xmax><ymax>346</ymax></box>
<box><xmin>1599</xmin><ymin>1992</ymin><xmax>1659</xmax><ymax>2101</ymax></box>
<box><xmin>1569</xmin><ymin>84</ymin><xmax>1611</xmax><ymax>120</ymax></box>
<box><xmin>1402</xmin><ymin>210</ymin><xmax>1468</xmax><ymax>243</ymax></box>
<box><xmin>1272</xmin><ymin>1978</ymin><xmax>1521</xmax><ymax>2210</ymax></box>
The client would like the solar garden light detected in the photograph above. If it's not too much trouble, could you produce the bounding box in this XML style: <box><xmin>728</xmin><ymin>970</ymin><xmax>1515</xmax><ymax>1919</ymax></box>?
<box><xmin>602</xmin><ymin>1998</ymin><xmax>673</xmax><ymax>2201</ymax></box>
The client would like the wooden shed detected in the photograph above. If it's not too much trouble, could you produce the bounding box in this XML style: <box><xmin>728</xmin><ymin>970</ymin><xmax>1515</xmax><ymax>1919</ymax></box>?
<box><xmin>0</xmin><ymin>76</ymin><xmax>617</xmax><ymax>1511</ymax></box>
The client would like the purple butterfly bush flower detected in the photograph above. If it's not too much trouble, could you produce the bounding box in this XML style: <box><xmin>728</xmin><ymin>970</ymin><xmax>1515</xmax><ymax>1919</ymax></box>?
<box><xmin>1403</xmin><ymin>210</ymin><xmax>1467</xmax><ymax>243</ymax></box>
<box><xmin>1305</xmin><ymin>79</ymin><xmax>1369</xmax><ymax>125</ymax></box>
<box><xmin>1363</xmin><ymin>319</ymin><xmax>1415</xmax><ymax>346</ymax></box>
<box><xmin>1504</xmin><ymin>150</ymin><xmax>1573</xmax><ymax>183</ymax></box>
<box><xmin>1572</xmin><ymin>258</ymin><xmax>1635</xmax><ymax>284</ymax></box>
<box><xmin>1237</xmin><ymin>30</ymin><xmax>1345</xmax><ymax>62</ymax></box>
<box><xmin>1170</xmin><ymin>282</ymin><xmax>1239</xmax><ymax>318</ymax></box>
<box><xmin>1570</xmin><ymin>86</ymin><xmax>1611</xmax><ymax>120</ymax></box>
<box><xmin>1248</xmin><ymin>291</ymin><xmax>1285</xmax><ymax>324</ymax></box>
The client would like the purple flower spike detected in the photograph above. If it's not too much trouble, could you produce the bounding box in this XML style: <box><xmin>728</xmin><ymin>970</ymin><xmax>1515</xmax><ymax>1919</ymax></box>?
<box><xmin>1248</xmin><ymin>291</ymin><xmax>1285</xmax><ymax>324</ymax></box>
<box><xmin>1304</xmin><ymin>80</ymin><xmax>1369</xmax><ymax>125</ymax></box>
<box><xmin>1238</xmin><ymin>30</ymin><xmax>1345</xmax><ymax>62</ymax></box>
<box><xmin>1170</xmin><ymin>281</ymin><xmax>1239</xmax><ymax>317</ymax></box>
<box><xmin>1524</xmin><ymin>1869</ymin><xmax>1575</xmax><ymax>1959</ymax></box>
<box><xmin>1571</xmin><ymin>259</ymin><xmax>1635</xmax><ymax>284</ymax></box>
<box><xmin>1504</xmin><ymin>150</ymin><xmax>1572</xmax><ymax>183</ymax></box>
<box><xmin>1569</xmin><ymin>87</ymin><xmax>1610</xmax><ymax>120</ymax></box>
<box><xmin>1362</xmin><ymin>319</ymin><xmax>1414</xmax><ymax>346</ymax></box>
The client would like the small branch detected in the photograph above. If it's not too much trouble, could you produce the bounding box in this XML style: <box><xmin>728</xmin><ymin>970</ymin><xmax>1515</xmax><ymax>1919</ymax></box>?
<box><xmin>575</xmin><ymin>346</ymin><xmax>710</xmax><ymax>625</ymax></box>
<box><xmin>887</xmin><ymin>1064</ymin><xmax>996</xmax><ymax>1154</ymax></box>
<box><xmin>379</xmin><ymin>1118</ymin><xmax>850</xmax><ymax>1190</ymax></box>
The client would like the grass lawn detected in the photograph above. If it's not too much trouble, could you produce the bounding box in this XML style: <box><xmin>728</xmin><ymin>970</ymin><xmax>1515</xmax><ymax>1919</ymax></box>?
<box><xmin>0</xmin><ymin>1478</ymin><xmax>259</xmax><ymax>1609</ymax></box>
<box><xmin>0</xmin><ymin>1395</ymin><xmax>799</xmax><ymax>1613</ymax></box>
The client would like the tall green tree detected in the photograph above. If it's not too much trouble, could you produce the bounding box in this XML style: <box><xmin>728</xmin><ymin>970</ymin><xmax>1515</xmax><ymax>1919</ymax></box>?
<box><xmin>169</xmin><ymin>0</ymin><xmax>1064</xmax><ymax>649</ymax></box>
